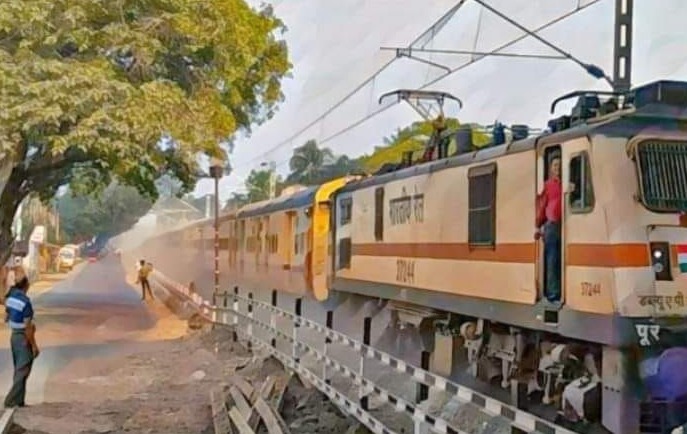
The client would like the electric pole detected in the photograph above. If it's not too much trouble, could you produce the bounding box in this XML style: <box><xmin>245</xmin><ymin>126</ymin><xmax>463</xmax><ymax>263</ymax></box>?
<box><xmin>612</xmin><ymin>0</ymin><xmax>633</xmax><ymax>92</ymax></box>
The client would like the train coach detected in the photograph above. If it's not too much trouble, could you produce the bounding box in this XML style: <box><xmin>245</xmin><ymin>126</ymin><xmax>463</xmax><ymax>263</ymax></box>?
<box><xmin>145</xmin><ymin>80</ymin><xmax>687</xmax><ymax>433</ymax></box>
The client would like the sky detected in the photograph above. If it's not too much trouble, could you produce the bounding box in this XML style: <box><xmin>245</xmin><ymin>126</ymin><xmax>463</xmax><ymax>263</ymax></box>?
<box><xmin>193</xmin><ymin>0</ymin><xmax>687</xmax><ymax>201</ymax></box>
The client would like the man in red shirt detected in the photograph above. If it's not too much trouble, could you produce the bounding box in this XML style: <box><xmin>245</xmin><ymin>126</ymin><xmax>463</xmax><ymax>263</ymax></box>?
<box><xmin>537</xmin><ymin>157</ymin><xmax>562</xmax><ymax>302</ymax></box>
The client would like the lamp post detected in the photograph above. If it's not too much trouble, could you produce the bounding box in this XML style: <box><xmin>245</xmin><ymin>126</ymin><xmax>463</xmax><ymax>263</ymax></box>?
<box><xmin>209</xmin><ymin>158</ymin><xmax>224</xmax><ymax>306</ymax></box>
<box><xmin>260</xmin><ymin>161</ymin><xmax>277</xmax><ymax>199</ymax></box>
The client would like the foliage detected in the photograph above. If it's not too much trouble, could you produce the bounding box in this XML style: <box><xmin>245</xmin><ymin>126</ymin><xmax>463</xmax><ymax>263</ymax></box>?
<box><xmin>286</xmin><ymin>140</ymin><xmax>334</xmax><ymax>185</ymax></box>
<box><xmin>359</xmin><ymin>118</ymin><xmax>491</xmax><ymax>173</ymax></box>
<box><xmin>244</xmin><ymin>168</ymin><xmax>283</xmax><ymax>203</ymax></box>
<box><xmin>57</xmin><ymin>184</ymin><xmax>153</xmax><ymax>242</ymax></box>
<box><xmin>0</xmin><ymin>0</ymin><xmax>291</xmax><ymax>262</ymax></box>
<box><xmin>17</xmin><ymin>197</ymin><xmax>63</xmax><ymax>244</ymax></box>
<box><xmin>284</xmin><ymin>140</ymin><xmax>361</xmax><ymax>186</ymax></box>
<box><xmin>156</xmin><ymin>174</ymin><xmax>184</xmax><ymax>198</ymax></box>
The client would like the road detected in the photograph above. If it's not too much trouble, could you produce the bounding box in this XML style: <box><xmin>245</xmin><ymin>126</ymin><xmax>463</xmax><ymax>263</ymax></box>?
<box><xmin>0</xmin><ymin>255</ymin><xmax>178</xmax><ymax>406</ymax></box>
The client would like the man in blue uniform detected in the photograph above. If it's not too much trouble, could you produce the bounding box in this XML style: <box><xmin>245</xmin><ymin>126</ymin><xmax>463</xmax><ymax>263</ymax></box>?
<box><xmin>3</xmin><ymin>276</ymin><xmax>39</xmax><ymax>408</ymax></box>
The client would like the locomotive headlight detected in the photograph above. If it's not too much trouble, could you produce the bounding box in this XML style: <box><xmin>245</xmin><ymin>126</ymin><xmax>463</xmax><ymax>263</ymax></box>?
<box><xmin>650</xmin><ymin>242</ymin><xmax>673</xmax><ymax>281</ymax></box>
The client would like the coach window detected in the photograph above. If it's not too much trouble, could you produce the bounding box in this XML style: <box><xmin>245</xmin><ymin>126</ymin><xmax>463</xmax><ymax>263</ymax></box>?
<box><xmin>569</xmin><ymin>152</ymin><xmax>595</xmax><ymax>213</ymax></box>
<box><xmin>338</xmin><ymin>238</ymin><xmax>352</xmax><ymax>269</ymax></box>
<box><xmin>468</xmin><ymin>163</ymin><xmax>497</xmax><ymax>247</ymax></box>
<box><xmin>340</xmin><ymin>198</ymin><xmax>352</xmax><ymax>226</ymax></box>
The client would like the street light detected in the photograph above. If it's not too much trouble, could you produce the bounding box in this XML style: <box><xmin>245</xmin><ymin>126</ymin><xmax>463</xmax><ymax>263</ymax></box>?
<box><xmin>209</xmin><ymin>157</ymin><xmax>224</xmax><ymax>306</ymax></box>
<box><xmin>260</xmin><ymin>161</ymin><xmax>277</xmax><ymax>199</ymax></box>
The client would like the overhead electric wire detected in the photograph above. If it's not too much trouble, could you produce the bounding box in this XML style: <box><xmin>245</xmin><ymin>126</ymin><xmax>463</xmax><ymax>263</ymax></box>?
<box><xmin>380</xmin><ymin>47</ymin><xmax>568</xmax><ymax>60</ymax></box>
<box><xmin>238</xmin><ymin>0</ymin><xmax>469</xmax><ymax>169</ymax></box>
<box><xmin>472</xmin><ymin>0</ymin><xmax>613</xmax><ymax>86</ymax></box>
<box><xmin>241</xmin><ymin>0</ymin><xmax>602</xmax><ymax>173</ymax></box>
<box><xmin>309</xmin><ymin>0</ymin><xmax>604</xmax><ymax>149</ymax></box>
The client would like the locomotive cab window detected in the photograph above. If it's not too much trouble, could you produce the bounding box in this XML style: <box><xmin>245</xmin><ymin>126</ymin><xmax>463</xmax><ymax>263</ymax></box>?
<box><xmin>468</xmin><ymin>163</ymin><xmax>497</xmax><ymax>247</ymax></box>
<box><xmin>340</xmin><ymin>198</ymin><xmax>352</xmax><ymax>226</ymax></box>
<box><xmin>569</xmin><ymin>152</ymin><xmax>595</xmax><ymax>213</ymax></box>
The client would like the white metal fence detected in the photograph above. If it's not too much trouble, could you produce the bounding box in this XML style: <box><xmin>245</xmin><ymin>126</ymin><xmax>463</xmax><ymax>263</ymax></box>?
<box><xmin>152</xmin><ymin>271</ymin><xmax>576</xmax><ymax>434</ymax></box>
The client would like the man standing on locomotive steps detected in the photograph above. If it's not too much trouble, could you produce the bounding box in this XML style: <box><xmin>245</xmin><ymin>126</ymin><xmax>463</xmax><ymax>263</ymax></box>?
<box><xmin>536</xmin><ymin>156</ymin><xmax>567</xmax><ymax>303</ymax></box>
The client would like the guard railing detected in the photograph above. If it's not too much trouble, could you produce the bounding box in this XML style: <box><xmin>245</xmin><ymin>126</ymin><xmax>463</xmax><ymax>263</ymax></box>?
<box><xmin>151</xmin><ymin>271</ymin><xmax>575</xmax><ymax>434</ymax></box>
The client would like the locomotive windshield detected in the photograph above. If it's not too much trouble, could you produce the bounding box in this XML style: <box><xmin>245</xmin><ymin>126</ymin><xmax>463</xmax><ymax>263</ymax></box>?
<box><xmin>636</xmin><ymin>139</ymin><xmax>687</xmax><ymax>212</ymax></box>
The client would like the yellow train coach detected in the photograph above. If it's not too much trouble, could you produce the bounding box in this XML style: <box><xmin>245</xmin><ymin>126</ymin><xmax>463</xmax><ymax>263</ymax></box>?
<box><xmin>188</xmin><ymin>179</ymin><xmax>354</xmax><ymax>297</ymax></box>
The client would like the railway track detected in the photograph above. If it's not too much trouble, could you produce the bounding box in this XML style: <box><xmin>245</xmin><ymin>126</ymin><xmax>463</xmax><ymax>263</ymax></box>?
<box><xmin>151</xmin><ymin>271</ymin><xmax>577</xmax><ymax>434</ymax></box>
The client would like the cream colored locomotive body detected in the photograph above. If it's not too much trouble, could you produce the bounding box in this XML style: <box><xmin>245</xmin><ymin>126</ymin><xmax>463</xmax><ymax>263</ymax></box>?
<box><xmin>329</xmin><ymin>97</ymin><xmax>687</xmax><ymax>433</ymax></box>
<box><xmin>142</xmin><ymin>81</ymin><xmax>687</xmax><ymax>433</ymax></box>
<box><xmin>333</xmin><ymin>125</ymin><xmax>687</xmax><ymax>340</ymax></box>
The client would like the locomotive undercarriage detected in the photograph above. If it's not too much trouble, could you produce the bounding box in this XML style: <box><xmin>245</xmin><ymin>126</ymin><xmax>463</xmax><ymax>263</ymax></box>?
<box><xmin>378</xmin><ymin>302</ymin><xmax>607</xmax><ymax>431</ymax></box>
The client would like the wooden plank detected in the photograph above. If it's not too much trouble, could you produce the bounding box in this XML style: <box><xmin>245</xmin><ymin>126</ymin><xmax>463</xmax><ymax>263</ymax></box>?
<box><xmin>0</xmin><ymin>409</ymin><xmax>14</xmax><ymax>434</ymax></box>
<box><xmin>229</xmin><ymin>386</ymin><xmax>252</xmax><ymax>420</ymax></box>
<box><xmin>251</xmin><ymin>376</ymin><xmax>276</xmax><ymax>404</ymax></box>
<box><xmin>253</xmin><ymin>397</ymin><xmax>285</xmax><ymax>434</ymax></box>
<box><xmin>228</xmin><ymin>407</ymin><xmax>255</xmax><ymax>434</ymax></box>
<box><xmin>210</xmin><ymin>388</ymin><xmax>233</xmax><ymax>434</ymax></box>
<box><xmin>230</xmin><ymin>375</ymin><xmax>255</xmax><ymax>399</ymax></box>
<box><xmin>269</xmin><ymin>405</ymin><xmax>292</xmax><ymax>434</ymax></box>
<box><xmin>271</xmin><ymin>374</ymin><xmax>290</xmax><ymax>412</ymax></box>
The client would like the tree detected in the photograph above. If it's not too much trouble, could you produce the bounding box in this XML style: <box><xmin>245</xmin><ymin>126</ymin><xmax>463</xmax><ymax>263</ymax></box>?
<box><xmin>0</xmin><ymin>0</ymin><xmax>291</xmax><ymax>263</ymax></box>
<box><xmin>286</xmin><ymin>140</ymin><xmax>334</xmax><ymax>185</ymax></box>
<box><xmin>156</xmin><ymin>174</ymin><xmax>184</xmax><ymax>198</ymax></box>
<box><xmin>245</xmin><ymin>168</ymin><xmax>283</xmax><ymax>203</ymax></box>
<box><xmin>57</xmin><ymin>184</ymin><xmax>153</xmax><ymax>242</ymax></box>
<box><xmin>284</xmin><ymin>140</ymin><xmax>361</xmax><ymax>186</ymax></box>
<box><xmin>224</xmin><ymin>192</ymin><xmax>249</xmax><ymax>211</ymax></box>
<box><xmin>314</xmin><ymin>155</ymin><xmax>363</xmax><ymax>183</ymax></box>
<box><xmin>359</xmin><ymin>118</ymin><xmax>490</xmax><ymax>173</ymax></box>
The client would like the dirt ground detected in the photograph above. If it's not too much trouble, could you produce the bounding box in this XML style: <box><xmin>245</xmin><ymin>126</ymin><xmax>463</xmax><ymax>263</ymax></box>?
<box><xmin>8</xmin><ymin>317</ymin><xmax>363</xmax><ymax>434</ymax></box>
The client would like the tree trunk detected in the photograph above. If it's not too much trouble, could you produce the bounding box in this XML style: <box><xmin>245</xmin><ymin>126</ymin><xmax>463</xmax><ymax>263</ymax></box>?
<box><xmin>0</xmin><ymin>168</ymin><xmax>29</xmax><ymax>266</ymax></box>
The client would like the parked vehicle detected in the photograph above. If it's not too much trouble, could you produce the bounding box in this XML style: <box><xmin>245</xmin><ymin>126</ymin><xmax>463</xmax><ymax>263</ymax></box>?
<box><xmin>57</xmin><ymin>247</ymin><xmax>76</xmax><ymax>271</ymax></box>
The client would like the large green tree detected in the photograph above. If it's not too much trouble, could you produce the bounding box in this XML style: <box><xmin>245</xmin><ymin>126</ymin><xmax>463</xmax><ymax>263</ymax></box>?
<box><xmin>0</xmin><ymin>0</ymin><xmax>290</xmax><ymax>263</ymax></box>
<box><xmin>57</xmin><ymin>184</ymin><xmax>153</xmax><ymax>242</ymax></box>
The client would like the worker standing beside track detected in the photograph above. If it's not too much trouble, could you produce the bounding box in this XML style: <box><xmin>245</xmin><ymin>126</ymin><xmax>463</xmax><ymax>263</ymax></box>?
<box><xmin>3</xmin><ymin>276</ymin><xmax>39</xmax><ymax>408</ymax></box>
<box><xmin>136</xmin><ymin>260</ymin><xmax>154</xmax><ymax>301</ymax></box>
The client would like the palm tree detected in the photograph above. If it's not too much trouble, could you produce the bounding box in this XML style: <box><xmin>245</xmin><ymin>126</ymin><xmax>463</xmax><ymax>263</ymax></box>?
<box><xmin>288</xmin><ymin>140</ymin><xmax>334</xmax><ymax>185</ymax></box>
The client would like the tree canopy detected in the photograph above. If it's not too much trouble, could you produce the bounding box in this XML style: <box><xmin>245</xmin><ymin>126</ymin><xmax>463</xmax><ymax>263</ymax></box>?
<box><xmin>57</xmin><ymin>184</ymin><xmax>153</xmax><ymax>243</ymax></box>
<box><xmin>283</xmin><ymin>140</ymin><xmax>361</xmax><ymax>186</ymax></box>
<box><xmin>358</xmin><ymin>118</ymin><xmax>491</xmax><ymax>173</ymax></box>
<box><xmin>0</xmin><ymin>0</ymin><xmax>291</xmax><ymax>262</ymax></box>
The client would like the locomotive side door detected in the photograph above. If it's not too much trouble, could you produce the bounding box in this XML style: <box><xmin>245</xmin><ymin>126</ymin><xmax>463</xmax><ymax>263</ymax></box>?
<box><xmin>536</xmin><ymin>144</ymin><xmax>562</xmax><ymax>303</ymax></box>
<box><xmin>561</xmin><ymin>138</ymin><xmax>596</xmax><ymax>307</ymax></box>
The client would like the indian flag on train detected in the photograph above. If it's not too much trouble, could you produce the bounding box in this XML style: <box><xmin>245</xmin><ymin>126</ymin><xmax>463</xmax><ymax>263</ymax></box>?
<box><xmin>678</xmin><ymin>245</ymin><xmax>687</xmax><ymax>273</ymax></box>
